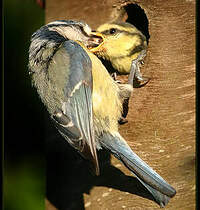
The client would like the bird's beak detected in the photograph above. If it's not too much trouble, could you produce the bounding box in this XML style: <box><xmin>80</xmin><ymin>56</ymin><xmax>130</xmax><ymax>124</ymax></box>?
<box><xmin>87</xmin><ymin>32</ymin><xmax>104</xmax><ymax>52</ymax></box>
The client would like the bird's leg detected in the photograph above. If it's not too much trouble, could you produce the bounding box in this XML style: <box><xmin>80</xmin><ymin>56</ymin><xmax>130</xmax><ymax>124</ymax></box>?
<box><xmin>111</xmin><ymin>72</ymin><xmax>117</xmax><ymax>80</ymax></box>
<box><xmin>117</xmin><ymin>83</ymin><xmax>133</xmax><ymax>125</ymax></box>
<box><xmin>128</xmin><ymin>50</ymin><xmax>150</xmax><ymax>88</ymax></box>
<box><xmin>118</xmin><ymin>97</ymin><xmax>129</xmax><ymax>124</ymax></box>
<box><xmin>119</xmin><ymin>51</ymin><xmax>150</xmax><ymax>124</ymax></box>
<box><xmin>111</xmin><ymin>72</ymin><xmax>123</xmax><ymax>84</ymax></box>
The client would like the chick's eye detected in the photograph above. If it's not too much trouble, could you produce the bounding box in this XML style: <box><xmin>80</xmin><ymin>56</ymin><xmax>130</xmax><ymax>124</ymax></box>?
<box><xmin>109</xmin><ymin>28</ymin><xmax>116</xmax><ymax>34</ymax></box>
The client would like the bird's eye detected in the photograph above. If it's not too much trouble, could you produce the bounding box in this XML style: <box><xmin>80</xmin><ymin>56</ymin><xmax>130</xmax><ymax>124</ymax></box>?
<box><xmin>101</xmin><ymin>28</ymin><xmax>118</xmax><ymax>35</ymax></box>
<box><xmin>109</xmin><ymin>28</ymin><xmax>117</xmax><ymax>34</ymax></box>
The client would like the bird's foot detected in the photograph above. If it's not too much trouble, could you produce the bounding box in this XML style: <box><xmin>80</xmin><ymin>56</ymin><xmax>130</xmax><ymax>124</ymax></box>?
<box><xmin>118</xmin><ymin>117</ymin><xmax>128</xmax><ymax>124</ymax></box>
<box><xmin>128</xmin><ymin>50</ymin><xmax>150</xmax><ymax>88</ymax></box>
<box><xmin>111</xmin><ymin>72</ymin><xmax>123</xmax><ymax>84</ymax></box>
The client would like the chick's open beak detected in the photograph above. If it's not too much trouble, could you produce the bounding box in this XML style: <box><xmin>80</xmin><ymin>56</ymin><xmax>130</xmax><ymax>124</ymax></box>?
<box><xmin>87</xmin><ymin>32</ymin><xmax>104</xmax><ymax>52</ymax></box>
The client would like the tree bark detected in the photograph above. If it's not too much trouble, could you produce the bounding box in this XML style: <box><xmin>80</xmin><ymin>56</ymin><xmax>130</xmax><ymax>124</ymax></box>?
<box><xmin>46</xmin><ymin>0</ymin><xmax>196</xmax><ymax>209</ymax></box>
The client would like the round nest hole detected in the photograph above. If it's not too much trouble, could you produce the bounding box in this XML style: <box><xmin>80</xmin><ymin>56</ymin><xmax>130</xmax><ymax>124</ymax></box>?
<box><xmin>123</xmin><ymin>4</ymin><xmax>150</xmax><ymax>43</ymax></box>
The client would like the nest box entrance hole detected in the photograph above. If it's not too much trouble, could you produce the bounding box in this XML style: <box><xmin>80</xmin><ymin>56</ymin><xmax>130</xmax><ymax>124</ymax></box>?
<box><xmin>122</xmin><ymin>4</ymin><xmax>150</xmax><ymax>43</ymax></box>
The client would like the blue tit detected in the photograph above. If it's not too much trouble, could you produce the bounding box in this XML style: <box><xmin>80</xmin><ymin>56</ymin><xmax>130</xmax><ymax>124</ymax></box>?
<box><xmin>93</xmin><ymin>21</ymin><xmax>150</xmax><ymax>87</ymax></box>
<box><xmin>28</xmin><ymin>20</ymin><xmax>176</xmax><ymax>207</ymax></box>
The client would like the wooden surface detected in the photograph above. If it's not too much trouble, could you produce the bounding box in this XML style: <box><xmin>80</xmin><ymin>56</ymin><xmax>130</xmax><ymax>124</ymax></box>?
<box><xmin>45</xmin><ymin>0</ymin><xmax>196</xmax><ymax>209</ymax></box>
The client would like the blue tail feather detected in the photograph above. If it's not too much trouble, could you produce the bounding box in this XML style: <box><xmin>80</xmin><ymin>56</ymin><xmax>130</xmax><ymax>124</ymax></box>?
<box><xmin>99</xmin><ymin>132</ymin><xmax>176</xmax><ymax>207</ymax></box>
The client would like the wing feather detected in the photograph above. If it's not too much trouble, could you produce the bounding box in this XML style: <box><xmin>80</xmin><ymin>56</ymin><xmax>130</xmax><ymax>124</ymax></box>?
<box><xmin>49</xmin><ymin>40</ymin><xmax>99</xmax><ymax>175</ymax></box>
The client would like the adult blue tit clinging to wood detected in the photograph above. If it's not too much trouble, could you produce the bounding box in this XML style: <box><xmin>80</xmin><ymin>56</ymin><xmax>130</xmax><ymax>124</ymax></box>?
<box><xmin>28</xmin><ymin>20</ymin><xmax>176</xmax><ymax>207</ymax></box>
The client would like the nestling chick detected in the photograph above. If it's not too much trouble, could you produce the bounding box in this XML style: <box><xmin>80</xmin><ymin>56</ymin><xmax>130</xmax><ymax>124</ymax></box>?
<box><xmin>94</xmin><ymin>21</ymin><xmax>149</xmax><ymax>85</ymax></box>
<box><xmin>92</xmin><ymin>22</ymin><xmax>150</xmax><ymax>122</ymax></box>
<box><xmin>29</xmin><ymin>20</ymin><xmax>176</xmax><ymax>207</ymax></box>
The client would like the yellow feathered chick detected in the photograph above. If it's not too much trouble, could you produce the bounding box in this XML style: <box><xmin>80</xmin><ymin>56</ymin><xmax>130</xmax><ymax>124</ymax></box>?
<box><xmin>92</xmin><ymin>21</ymin><xmax>149</xmax><ymax>85</ymax></box>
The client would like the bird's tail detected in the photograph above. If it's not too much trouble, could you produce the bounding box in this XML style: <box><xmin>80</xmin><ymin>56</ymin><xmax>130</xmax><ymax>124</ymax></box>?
<box><xmin>100</xmin><ymin>132</ymin><xmax>176</xmax><ymax>207</ymax></box>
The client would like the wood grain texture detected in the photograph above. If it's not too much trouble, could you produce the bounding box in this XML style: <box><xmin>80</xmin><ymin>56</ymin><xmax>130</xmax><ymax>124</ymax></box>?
<box><xmin>46</xmin><ymin>0</ymin><xmax>196</xmax><ymax>209</ymax></box>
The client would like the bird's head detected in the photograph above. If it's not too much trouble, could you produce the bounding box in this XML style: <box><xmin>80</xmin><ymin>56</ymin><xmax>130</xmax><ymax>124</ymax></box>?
<box><xmin>91</xmin><ymin>22</ymin><xmax>147</xmax><ymax>61</ymax></box>
<box><xmin>28</xmin><ymin>20</ymin><xmax>104</xmax><ymax>72</ymax></box>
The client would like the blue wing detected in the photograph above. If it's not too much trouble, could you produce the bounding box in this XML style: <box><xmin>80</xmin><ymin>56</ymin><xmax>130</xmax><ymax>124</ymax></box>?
<box><xmin>49</xmin><ymin>40</ymin><xmax>99</xmax><ymax>175</ymax></box>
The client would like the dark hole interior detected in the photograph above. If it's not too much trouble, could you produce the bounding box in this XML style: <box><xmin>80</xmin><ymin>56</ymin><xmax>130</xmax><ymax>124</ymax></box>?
<box><xmin>124</xmin><ymin>4</ymin><xmax>150</xmax><ymax>43</ymax></box>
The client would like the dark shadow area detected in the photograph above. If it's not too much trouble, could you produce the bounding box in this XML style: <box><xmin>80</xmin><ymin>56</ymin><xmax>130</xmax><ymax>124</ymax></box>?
<box><xmin>124</xmin><ymin>4</ymin><xmax>150</xmax><ymax>43</ymax></box>
<box><xmin>46</xmin><ymin>114</ymin><xmax>157</xmax><ymax>210</ymax></box>
<box><xmin>4</xmin><ymin>1</ymin><xmax>45</xmax><ymax>164</ymax></box>
<box><xmin>4</xmin><ymin>1</ymin><xmax>45</xmax><ymax>210</ymax></box>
